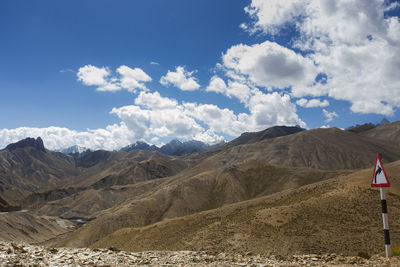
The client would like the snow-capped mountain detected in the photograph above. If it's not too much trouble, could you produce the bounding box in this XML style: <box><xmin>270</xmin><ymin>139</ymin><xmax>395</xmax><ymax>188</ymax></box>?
<box><xmin>120</xmin><ymin>140</ymin><xmax>224</xmax><ymax>156</ymax></box>
<box><xmin>60</xmin><ymin>145</ymin><xmax>91</xmax><ymax>157</ymax></box>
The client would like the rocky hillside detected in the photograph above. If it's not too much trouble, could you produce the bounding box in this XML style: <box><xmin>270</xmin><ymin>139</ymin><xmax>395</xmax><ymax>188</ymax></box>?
<box><xmin>120</xmin><ymin>139</ymin><xmax>224</xmax><ymax>156</ymax></box>
<box><xmin>0</xmin><ymin>196</ymin><xmax>20</xmax><ymax>212</ymax></box>
<box><xmin>0</xmin><ymin>137</ymin><xmax>79</xmax><ymax>202</ymax></box>
<box><xmin>54</xmin><ymin>125</ymin><xmax>400</xmax><ymax>248</ymax></box>
<box><xmin>21</xmin><ymin>150</ymin><xmax>188</xmax><ymax>215</ymax></box>
<box><xmin>21</xmin><ymin>126</ymin><xmax>315</xmax><ymax>219</ymax></box>
<box><xmin>361</xmin><ymin>121</ymin><xmax>400</xmax><ymax>148</ymax></box>
<box><xmin>0</xmin><ymin>211</ymin><xmax>74</xmax><ymax>243</ymax></box>
<box><xmin>223</xmin><ymin>125</ymin><xmax>305</xmax><ymax>148</ymax></box>
<box><xmin>91</xmin><ymin>160</ymin><xmax>400</xmax><ymax>256</ymax></box>
<box><xmin>1</xmin><ymin>242</ymin><xmax>397</xmax><ymax>266</ymax></box>
<box><xmin>2</xmin><ymin>122</ymin><xmax>400</xmax><ymax>255</ymax></box>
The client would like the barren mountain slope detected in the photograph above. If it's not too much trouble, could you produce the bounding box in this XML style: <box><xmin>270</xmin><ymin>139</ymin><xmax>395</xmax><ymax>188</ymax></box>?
<box><xmin>224</xmin><ymin>125</ymin><xmax>305</xmax><ymax>148</ymax></box>
<box><xmin>55</xmin><ymin>127</ymin><xmax>400</xmax><ymax>248</ymax></box>
<box><xmin>73</xmin><ymin>149</ymin><xmax>188</xmax><ymax>188</ymax></box>
<box><xmin>21</xmin><ymin>149</ymin><xmax>188</xmax><ymax>211</ymax></box>
<box><xmin>21</xmin><ymin>127</ymin><xmax>323</xmax><ymax>218</ymax></box>
<box><xmin>55</xmin><ymin>162</ymin><xmax>347</xmax><ymax>248</ymax></box>
<box><xmin>92</xmin><ymin>160</ymin><xmax>400</xmax><ymax>256</ymax></box>
<box><xmin>186</xmin><ymin>125</ymin><xmax>305</xmax><ymax>163</ymax></box>
<box><xmin>37</xmin><ymin>178</ymin><xmax>167</xmax><ymax>218</ymax></box>
<box><xmin>0</xmin><ymin>210</ymin><xmax>74</xmax><ymax>243</ymax></box>
<box><xmin>0</xmin><ymin>138</ymin><xmax>79</xmax><ymax>203</ymax></box>
<box><xmin>190</xmin><ymin>127</ymin><xmax>400</xmax><ymax>171</ymax></box>
<box><xmin>221</xmin><ymin>127</ymin><xmax>400</xmax><ymax>170</ymax></box>
<box><xmin>361</xmin><ymin>120</ymin><xmax>400</xmax><ymax>148</ymax></box>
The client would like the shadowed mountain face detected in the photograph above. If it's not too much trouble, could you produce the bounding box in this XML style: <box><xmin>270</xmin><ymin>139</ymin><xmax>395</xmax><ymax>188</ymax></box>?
<box><xmin>120</xmin><ymin>139</ymin><xmax>224</xmax><ymax>156</ymax></box>
<box><xmin>6</xmin><ymin>137</ymin><xmax>46</xmax><ymax>152</ymax></box>
<box><xmin>0</xmin><ymin>196</ymin><xmax>20</xmax><ymax>212</ymax></box>
<box><xmin>361</xmin><ymin>121</ymin><xmax>400</xmax><ymax>148</ymax></box>
<box><xmin>225</xmin><ymin>125</ymin><xmax>305</xmax><ymax>148</ymax></box>
<box><xmin>0</xmin><ymin>138</ymin><xmax>79</xmax><ymax>202</ymax></box>
<box><xmin>0</xmin><ymin>210</ymin><xmax>74</xmax><ymax>243</ymax></box>
<box><xmin>186</xmin><ymin>125</ymin><xmax>306</xmax><ymax>163</ymax></box>
<box><xmin>221</xmin><ymin>127</ymin><xmax>400</xmax><ymax>170</ymax></box>
<box><xmin>19</xmin><ymin>126</ymin><xmax>311</xmax><ymax>219</ymax></box>
<box><xmin>0</xmin><ymin>138</ymin><xmax>189</xmax><ymax>206</ymax></box>
<box><xmin>20</xmin><ymin>150</ymin><xmax>189</xmax><ymax>214</ymax></box>
<box><xmin>60</xmin><ymin>145</ymin><xmax>92</xmax><ymax>158</ymax></box>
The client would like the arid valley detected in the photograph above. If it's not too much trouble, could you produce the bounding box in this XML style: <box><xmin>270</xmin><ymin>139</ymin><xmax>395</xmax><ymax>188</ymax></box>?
<box><xmin>1</xmin><ymin>122</ymin><xmax>400</xmax><ymax>265</ymax></box>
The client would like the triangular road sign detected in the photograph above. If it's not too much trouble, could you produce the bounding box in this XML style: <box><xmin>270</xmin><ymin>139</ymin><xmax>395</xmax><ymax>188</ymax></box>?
<box><xmin>371</xmin><ymin>154</ymin><xmax>390</xmax><ymax>187</ymax></box>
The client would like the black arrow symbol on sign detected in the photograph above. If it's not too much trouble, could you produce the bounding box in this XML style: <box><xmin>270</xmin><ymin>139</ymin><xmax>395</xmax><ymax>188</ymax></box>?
<box><xmin>375</xmin><ymin>166</ymin><xmax>382</xmax><ymax>184</ymax></box>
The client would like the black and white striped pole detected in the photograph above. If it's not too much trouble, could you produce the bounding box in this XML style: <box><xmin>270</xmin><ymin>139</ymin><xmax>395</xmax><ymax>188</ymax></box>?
<box><xmin>380</xmin><ymin>187</ymin><xmax>391</xmax><ymax>258</ymax></box>
<box><xmin>371</xmin><ymin>153</ymin><xmax>391</xmax><ymax>258</ymax></box>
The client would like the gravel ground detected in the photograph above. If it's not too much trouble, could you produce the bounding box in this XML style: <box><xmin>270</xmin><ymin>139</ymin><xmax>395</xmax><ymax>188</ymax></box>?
<box><xmin>0</xmin><ymin>242</ymin><xmax>399</xmax><ymax>266</ymax></box>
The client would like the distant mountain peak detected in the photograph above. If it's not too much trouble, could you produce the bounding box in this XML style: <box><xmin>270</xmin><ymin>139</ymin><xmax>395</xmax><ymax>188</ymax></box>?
<box><xmin>6</xmin><ymin>137</ymin><xmax>46</xmax><ymax>152</ymax></box>
<box><xmin>226</xmin><ymin>125</ymin><xmax>305</xmax><ymax>148</ymax></box>
<box><xmin>379</xmin><ymin>118</ymin><xmax>390</xmax><ymax>126</ymax></box>
<box><xmin>120</xmin><ymin>141</ymin><xmax>158</xmax><ymax>152</ymax></box>
<box><xmin>60</xmin><ymin>145</ymin><xmax>91</xmax><ymax>157</ymax></box>
<box><xmin>120</xmin><ymin>139</ymin><xmax>223</xmax><ymax>156</ymax></box>
<box><xmin>168</xmin><ymin>139</ymin><xmax>182</xmax><ymax>145</ymax></box>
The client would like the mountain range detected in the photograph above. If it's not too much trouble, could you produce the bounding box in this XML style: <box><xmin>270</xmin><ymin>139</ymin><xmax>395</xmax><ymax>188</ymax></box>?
<box><xmin>0</xmin><ymin>122</ymin><xmax>400</xmax><ymax>256</ymax></box>
<box><xmin>61</xmin><ymin>139</ymin><xmax>225</xmax><ymax>158</ymax></box>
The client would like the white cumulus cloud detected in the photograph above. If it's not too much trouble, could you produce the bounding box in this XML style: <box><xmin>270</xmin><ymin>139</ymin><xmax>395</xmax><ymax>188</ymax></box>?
<box><xmin>243</xmin><ymin>0</ymin><xmax>400</xmax><ymax>116</ymax></box>
<box><xmin>247</xmin><ymin>90</ymin><xmax>305</xmax><ymax>128</ymax></box>
<box><xmin>116</xmin><ymin>65</ymin><xmax>152</xmax><ymax>92</ymax></box>
<box><xmin>160</xmin><ymin>66</ymin><xmax>200</xmax><ymax>91</ymax></box>
<box><xmin>110</xmin><ymin>92</ymin><xmax>223</xmax><ymax>144</ymax></box>
<box><xmin>323</xmin><ymin>109</ymin><xmax>339</xmax><ymax>122</ymax></box>
<box><xmin>243</xmin><ymin>0</ymin><xmax>305</xmax><ymax>34</ymax></box>
<box><xmin>222</xmin><ymin>41</ymin><xmax>319</xmax><ymax>91</ymax></box>
<box><xmin>206</xmin><ymin>76</ymin><xmax>251</xmax><ymax>103</ymax></box>
<box><xmin>77</xmin><ymin>65</ymin><xmax>120</xmax><ymax>92</ymax></box>
<box><xmin>296</xmin><ymin>98</ymin><xmax>329</xmax><ymax>108</ymax></box>
<box><xmin>77</xmin><ymin>65</ymin><xmax>152</xmax><ymax>93</ymax></box>
<box><xmin>113</xmin><ymin>90</ymin><xmax>305</xmax><ymax>143</ymax></box>
<box><xmin>135</xmin><ymin>91</ymin><xmax>178</xmax><ymax>109</ymax></box>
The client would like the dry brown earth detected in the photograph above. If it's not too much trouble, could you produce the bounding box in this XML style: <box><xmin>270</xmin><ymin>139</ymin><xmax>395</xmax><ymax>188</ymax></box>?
<box><xmin>2</xmin><ymin>124</ymin><xmax>400</xmax><ymax>258</ymax></box>
<box><xmin>91</xmin><ymin>160</ymin><xmax>400</xmax><ymax>256</ymax></box>
<box><xmin>55</xmin><ymin>162</ymin><xmax>346</xmax><ymax>248</ymax></box>
<box><xmin>0</xmin><ymin>210</ymin><xmax>74</xmax><ymax>243</ymax></box>
<box><xmin>361</xmin><ymin>121</ymin><xmax>400</xmax><ymax>148</ymax></box>
<box><xmin>21</xmin><ymin>150</ymin><xmax>188</xmax><ymax>212</ymax></box>
<box><xmin>55</xmin><ymin>127</ymin><xmax>400</xmax><ymax>249</ymax></box>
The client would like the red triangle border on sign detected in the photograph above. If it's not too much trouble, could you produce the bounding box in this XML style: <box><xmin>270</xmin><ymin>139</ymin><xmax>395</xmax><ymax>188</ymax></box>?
<box><xmin>371</xmin><ymin>153</ymin><xmax>390</xmax><ymax>187</ymax></box>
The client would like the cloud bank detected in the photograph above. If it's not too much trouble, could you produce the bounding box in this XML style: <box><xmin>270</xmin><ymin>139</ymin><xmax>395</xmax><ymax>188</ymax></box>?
<box><xmin>0</xmin><ymin>124</ymin><xmax>134</xmax><ymax>151</ymax></box>
<box><xmin>242</xmin><ymin>0</ymin><xmax>400</xmax><ymax>116</ymax></box>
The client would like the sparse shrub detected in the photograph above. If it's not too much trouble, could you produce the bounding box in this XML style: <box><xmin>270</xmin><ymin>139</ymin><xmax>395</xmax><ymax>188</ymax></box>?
<box><xmin>49</xmin><ymin>248</ymin><xmax>58</xmax><ymax>254</ymax></box>
<box><xmin>357</xmin><ymin>251</ymin><xmax>371</xmax><ymax>259</ymax></box>
<box><xmin>392</xmin><ymin>246</ymin><xmax>400</xmax><ymax>257</ymax></box>
<box><xmin>380</xmin><ymin>246</ymin><xmax>400</xmax><ymax>257</ymax></box>
<box><xmin>108</xmin><ymin>246</ymin><xmax>120</xmax><ymax>252</ymax></box>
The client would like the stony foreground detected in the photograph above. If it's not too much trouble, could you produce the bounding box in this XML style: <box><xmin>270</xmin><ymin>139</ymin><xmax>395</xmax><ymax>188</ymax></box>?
<box><xmin>0</xmin><ymin>242</ymin><xmax>399</xmax><ymax>266</ymax></box>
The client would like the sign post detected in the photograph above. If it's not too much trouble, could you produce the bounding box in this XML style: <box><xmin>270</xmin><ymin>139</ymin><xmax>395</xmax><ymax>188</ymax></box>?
<box><xmin>371</xmin><ymin>153</ymin><xmax>391</xmax><ymax>258</ymax></box>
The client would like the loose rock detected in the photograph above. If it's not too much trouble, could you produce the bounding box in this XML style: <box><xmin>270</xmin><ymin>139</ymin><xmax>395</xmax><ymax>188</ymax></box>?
<box><xmin>0</xmin><ymin>242</ymin><xmax>399</xmax><ymax>266</ymax></box>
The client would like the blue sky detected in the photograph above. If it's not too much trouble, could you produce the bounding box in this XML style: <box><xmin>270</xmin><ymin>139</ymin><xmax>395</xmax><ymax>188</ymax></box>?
<box><xmin>0</xmin><ymin>0</ymin><xmax>399</xmax><ymax>150</ymax></box>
